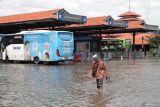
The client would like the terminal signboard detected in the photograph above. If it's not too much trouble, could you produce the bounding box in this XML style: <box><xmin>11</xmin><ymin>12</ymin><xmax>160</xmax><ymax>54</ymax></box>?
<box><xmin>58</xmin><ymin>10</ymin><xmax>87</xmax><ymax>24</ymax></box>
<box><xmin>109</xmin><ymin>20</ymin><xmax>128</xmax><ymax>28</ymax></box>
<box><xmin>107</xmin><ymin>16</ymin><xmax>128</xmax><ymax>28</ymax></box>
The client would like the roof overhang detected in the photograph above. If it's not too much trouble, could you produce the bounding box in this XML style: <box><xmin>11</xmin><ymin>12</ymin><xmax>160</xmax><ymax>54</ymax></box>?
<box><xmin>70</xmin><ymin>22</ymin><xmax>158</xmax><ymax>35</ymax></box>
<box><xmin>0</xmin><ymin>9</ymin><xmax>87</xmax><ymax>34</ymax></box>
<box><xmin>55</xmin><ymin>16</ymin><xmax>128</xmax><ymax>32</ymax></box>
<box><xmin>143</xmin><ymin>24</ymin><xmax>159</xmax><ymax>31</ymax></box>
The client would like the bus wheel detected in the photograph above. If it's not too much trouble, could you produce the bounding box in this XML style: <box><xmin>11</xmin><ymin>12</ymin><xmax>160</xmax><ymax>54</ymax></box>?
<box><xmin>34</xmin><ymin>57</ymin><xmax>40</xmax><ymax>64</ymax></box>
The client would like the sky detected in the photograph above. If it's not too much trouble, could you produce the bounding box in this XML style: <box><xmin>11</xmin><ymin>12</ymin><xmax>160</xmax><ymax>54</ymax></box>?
<box><xmin>0</xmin><ymin>0</ymin><xmax>159</xmax><ymax>27</ymax></box>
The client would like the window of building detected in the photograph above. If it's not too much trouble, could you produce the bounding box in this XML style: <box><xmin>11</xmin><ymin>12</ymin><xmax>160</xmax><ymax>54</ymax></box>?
<box><xmin>76</xmin><ymin>42</ymin><xmax>90</xmax><ymax>52</ymax></box>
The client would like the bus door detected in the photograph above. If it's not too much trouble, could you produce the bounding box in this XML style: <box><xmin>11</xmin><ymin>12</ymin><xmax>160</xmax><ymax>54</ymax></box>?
<box><xmin>0</xmin><ymin>43</ymin><xmax>2</xmax><ymax>59</ymax></box>
<box><xmin>0</xmin><ymin>43</ymin><xmax>4</xmax><ymax>59</ymax></box>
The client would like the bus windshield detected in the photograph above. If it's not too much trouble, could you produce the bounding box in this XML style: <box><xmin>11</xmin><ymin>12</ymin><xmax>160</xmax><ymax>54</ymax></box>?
<box><xmin>58</xmin><ymin>32</ymin><xmax>73</xmax><ymax>41</ymax></box>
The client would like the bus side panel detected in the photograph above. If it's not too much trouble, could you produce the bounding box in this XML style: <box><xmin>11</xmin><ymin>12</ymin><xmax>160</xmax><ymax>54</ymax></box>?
<box><xmin>23</xmin><ymin>31</ymin><xmax>74</xmax><ymax>62</ymax></box>
<box><xmin>24</xmin><ymin>34</ymin><xmax>40</xmax><ymax>61</ymax></box>
<box><xmin>38</xmin><ymin>34</ymin><xmax>52</xmax><ymax>61</ymax></box>
<box><xmin>48</xmin><ymin>32</ymin><xmax>57</xmax><ymax>61</ymax></box>
<box><xmin>6</xmin><ymin>44</ymin><xmax>24</xmax><ymax>60</ymax></box>
<box><xmin>49</xmin><ymin>32</ymin><xmax>60</xmax><ymax>61</ymax></box>
<box><xmin>24</xmin><ymin>33</ymin><xmax>54</xmax><ymax>62</ymax></box>
<box><xmin>44</xmin><ymin>31</ymin><xmax>64</xmax><ymax>62</ymax></box>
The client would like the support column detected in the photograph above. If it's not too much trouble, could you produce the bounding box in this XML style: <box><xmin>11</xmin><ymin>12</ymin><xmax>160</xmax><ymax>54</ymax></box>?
<box><xmin>132</xmin><ymin>32</ymin><xmax>136</xmax><ymax>60</ymax></box>
<box><xmin>132</xmin><ymin>32</ymin><xmax>136</xmax><ymax>51</ymax></box>
<box><xmin>99</xmin><ymin>30</ymin><xmax>102</xmax><ymax>52</ymax></box>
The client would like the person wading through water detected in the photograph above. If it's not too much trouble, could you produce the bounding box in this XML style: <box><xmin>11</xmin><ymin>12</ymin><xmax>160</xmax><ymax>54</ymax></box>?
<box><xmin>88</xmin><ymin>54</ymin><xmax>107</xmax><ymax>92</ymax></box>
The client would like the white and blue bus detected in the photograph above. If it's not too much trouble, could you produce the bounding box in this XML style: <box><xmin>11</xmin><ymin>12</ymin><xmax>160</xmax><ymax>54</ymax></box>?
<box><xmin>0</xmin><ymin>30</ymin><xmax>74</xmax><ymax>64</ymax></box>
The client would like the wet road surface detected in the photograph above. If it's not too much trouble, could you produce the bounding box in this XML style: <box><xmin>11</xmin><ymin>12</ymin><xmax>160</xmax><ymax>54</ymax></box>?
<box><xmin>0</xmin><ymin>58</ymin><xmax>160</xmax><ymax>107</ymax></box>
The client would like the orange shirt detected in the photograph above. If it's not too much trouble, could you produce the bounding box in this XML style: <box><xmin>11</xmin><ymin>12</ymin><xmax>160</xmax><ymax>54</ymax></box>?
<box><xmin>96</xmin><ymin>60</ymin><xmax>108</xmax><ymax>79</ymax></box>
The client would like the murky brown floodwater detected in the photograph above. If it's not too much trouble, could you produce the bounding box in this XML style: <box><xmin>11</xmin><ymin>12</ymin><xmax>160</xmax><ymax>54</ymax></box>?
<box><xmin>0</xmin><ymin>58</ymin><xmax>160</xmax><ymax>107</ymax></box>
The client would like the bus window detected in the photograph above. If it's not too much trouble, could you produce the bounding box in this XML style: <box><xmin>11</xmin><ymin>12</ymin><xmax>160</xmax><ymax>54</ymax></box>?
<box><xmin>58</xmin><ymin>32</ymin><xmax>72</xmax><ymax>41</ymax></box>
<box><xmin>1</xmin><ymin>44</ymin><xmax>4</xmax><ymax>52</ymax></box>
<box><xmin>0</xmin><ymin>37</ymin><xmax>2</xmax><ymax>42</ymax></box>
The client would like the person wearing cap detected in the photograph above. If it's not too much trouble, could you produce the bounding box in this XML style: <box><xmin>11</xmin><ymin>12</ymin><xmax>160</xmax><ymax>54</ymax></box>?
<box><xmin>88</xmin><ymin>54</ymin><xmax>99</xmax><ymax>78</ymax></box>
<box><xmin>88</xmin><ymin>54</ymin><xmax>106</xmax><ymax>92</ymax></box>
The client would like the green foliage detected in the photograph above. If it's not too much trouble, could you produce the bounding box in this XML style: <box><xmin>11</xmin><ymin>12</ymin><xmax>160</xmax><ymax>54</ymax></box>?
<box><xmin>149</xmin><ymin>34</ymin><xmax>160</xmax><ymax>48</ymax></box>
<box><xmin>148</xmin><ymin>34</ymin><xmax>160</xmax><ymax>57</ymax></box>
<box><xmin>149</xmin><ymin>48</ymin><xmax>157</xmax><ymax>56</ymax></box>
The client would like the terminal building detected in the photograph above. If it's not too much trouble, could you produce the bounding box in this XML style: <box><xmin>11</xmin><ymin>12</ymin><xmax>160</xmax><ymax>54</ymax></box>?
<box><xmin>59</xmin><ymin>11</ymin><xmax>158</xmax><ymax>59</ymax></box>
<box><xmin>0</xmin><ymin>8</ymin><xmax>158</xmax><ymax>60</ymax></box>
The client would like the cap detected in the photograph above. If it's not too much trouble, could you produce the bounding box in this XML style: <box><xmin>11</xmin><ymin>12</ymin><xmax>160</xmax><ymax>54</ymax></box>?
<box><xmin>92</xmin><ymin>54</ymin><xmax>98</xmax><ymax>59</ymax></box>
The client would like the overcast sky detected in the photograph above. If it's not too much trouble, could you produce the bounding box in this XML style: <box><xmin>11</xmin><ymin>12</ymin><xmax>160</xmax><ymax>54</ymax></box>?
<box><xmin>0</xmin><ymin>0</ymin><xmax>159</xmax><ymax>27</ymax></box>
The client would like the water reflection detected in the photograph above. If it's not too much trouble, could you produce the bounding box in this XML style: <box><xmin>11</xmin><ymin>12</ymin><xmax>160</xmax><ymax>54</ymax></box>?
<box><xmin>90</xmin><ymin>92</ymin><xmax>106</xmax><ymax>107</ymax></box>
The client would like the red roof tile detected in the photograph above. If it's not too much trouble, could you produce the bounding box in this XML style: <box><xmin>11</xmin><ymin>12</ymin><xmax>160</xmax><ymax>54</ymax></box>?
<box><xmin>118</xmin><ymin>11</ymin><xmax>141</xmax><ymax>17</ymax></box>
<box><xmin>118</xmin><ymin>17</ymin><xmax>141</xmax><ymax>21</ymax></box>
<box><xmin>115</xmin><ymin>33</ymin><xmax>154</xmax><ymax>45</ymax></box>
<box><xmin>101</xmin><ymin>33</ymin><xmax>154</xmax><ymax>45</ymax></box>
<box><xmin>0</xmin><ymin>8</ymin><xmax>62</xmax><ymax>24</ymax></box>
<box><xmin>117</xmin><ymin>11</ymin><xmax>145</xmax><ymax>29</ymax></box>
<box><xmin>127</xmin><ymin>21</ymin><xmax>144</xmax><ymax>29</ymax></box>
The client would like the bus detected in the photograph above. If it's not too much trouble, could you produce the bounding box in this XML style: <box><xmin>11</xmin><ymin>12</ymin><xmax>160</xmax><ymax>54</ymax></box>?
<box><xmin>0</xmin><ymin>30</ymin><xmax>74</xmax><ymax>64</ymax></box>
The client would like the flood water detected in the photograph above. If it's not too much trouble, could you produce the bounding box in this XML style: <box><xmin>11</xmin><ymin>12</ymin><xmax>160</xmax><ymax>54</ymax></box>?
<box><xmin>0</xmin><ymin>58</ymin><xmax>160</xmax><ymax>107</ymax></box>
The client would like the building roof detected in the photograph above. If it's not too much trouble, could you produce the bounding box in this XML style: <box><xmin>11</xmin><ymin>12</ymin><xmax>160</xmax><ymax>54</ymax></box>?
<box><xmin>101</xmin><ymin>33</ymin><xmax>154</xmax><ymax>45</ymax></box>
<box><xmin>127</xmin><ymin>21</ymin><xmax>144</xmax><ymax>29</ymax></box>
<box><xmin>101</xmin><ymin>10</ymin><xmax>157</xmax><ymax>45</ymax></box>
<box><xmin>118</xmin><ymin>11</ymin><xmax>141</xmax><ymax>17</ymax></box>
<box><xmin>117</xmin><ymin>11</ymin><xmax>144</xmax><ymax>29</ymax></box>
<box><xmin>62</xmin><ymin>11</ymin><xmax>157</xmax><ymax>35</ymax></box>
<box><xmin>118</xmin><ymin>17</ymin><xmax>141</xmax><ymax>21</ymax></box>
<box><xmin>0</xmin><ymin>8</ymin><xmax>61</xmax><ymax>24</ymax></box>
<box><xmin>117</xmin><ymin>11</ymin><xmax>158</xmax><ymax>32</ymax></box>
<box><xmin>0</xmin><ymin>8</ymin><xmax>87</xmax><ymax>34</ymax></box>
<box><xmin>116</xmin><ymin>33</ymin><xmax>154</xmax><ymax>45</ymax></box>
<box><xmin>57</xmin><ymin>15</ymin><xmax>127</xmax><ymax>32</ymax></box>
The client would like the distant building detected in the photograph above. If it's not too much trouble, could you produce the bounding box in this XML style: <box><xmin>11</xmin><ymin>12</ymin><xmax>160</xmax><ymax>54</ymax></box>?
<box><xmin>114</xmin><ymin>11</ymin><xmax>156</xmax><ymax>51</ymax></box>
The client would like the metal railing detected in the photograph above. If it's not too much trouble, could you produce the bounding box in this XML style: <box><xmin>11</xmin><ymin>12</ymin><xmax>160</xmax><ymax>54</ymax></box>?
<box><xmin>75</xmin><ymin>51</ymin><xmax>145</xmax><ymax>62</ymax></box>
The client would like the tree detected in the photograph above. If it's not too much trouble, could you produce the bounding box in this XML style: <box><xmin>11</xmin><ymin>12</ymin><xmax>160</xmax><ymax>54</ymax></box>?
<box><xmin>149</xmin><ymin>34</ymin><xmax>160</xmax><ymax>56</ymax></box>
<box><xmin>149</xmin><ymin>34</ymin><xmax>160</xmax><ymax>48</ymax></box>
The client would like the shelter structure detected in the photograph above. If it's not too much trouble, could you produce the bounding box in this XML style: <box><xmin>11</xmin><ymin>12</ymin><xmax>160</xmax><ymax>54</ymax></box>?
<box><xmin>0</xmin><ymin>8</ymin><xmax>87</xmax><ymax>34</ymax></box>
<box><xmin>55</xmin><ymin>16</ymin><xmax>127</xmax><ymax>52</ymax></box>
<box><xmin>58</xmin><ymin>11</ymin><xmax>158</xmax><ymax>54</ymax></box>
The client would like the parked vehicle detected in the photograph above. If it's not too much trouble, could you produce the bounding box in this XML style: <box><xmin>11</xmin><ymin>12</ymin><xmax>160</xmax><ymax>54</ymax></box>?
<box><xmin>0</xmin><ymin>30</ymin><xmax>74</xmax><ymax>64</ymax></box>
